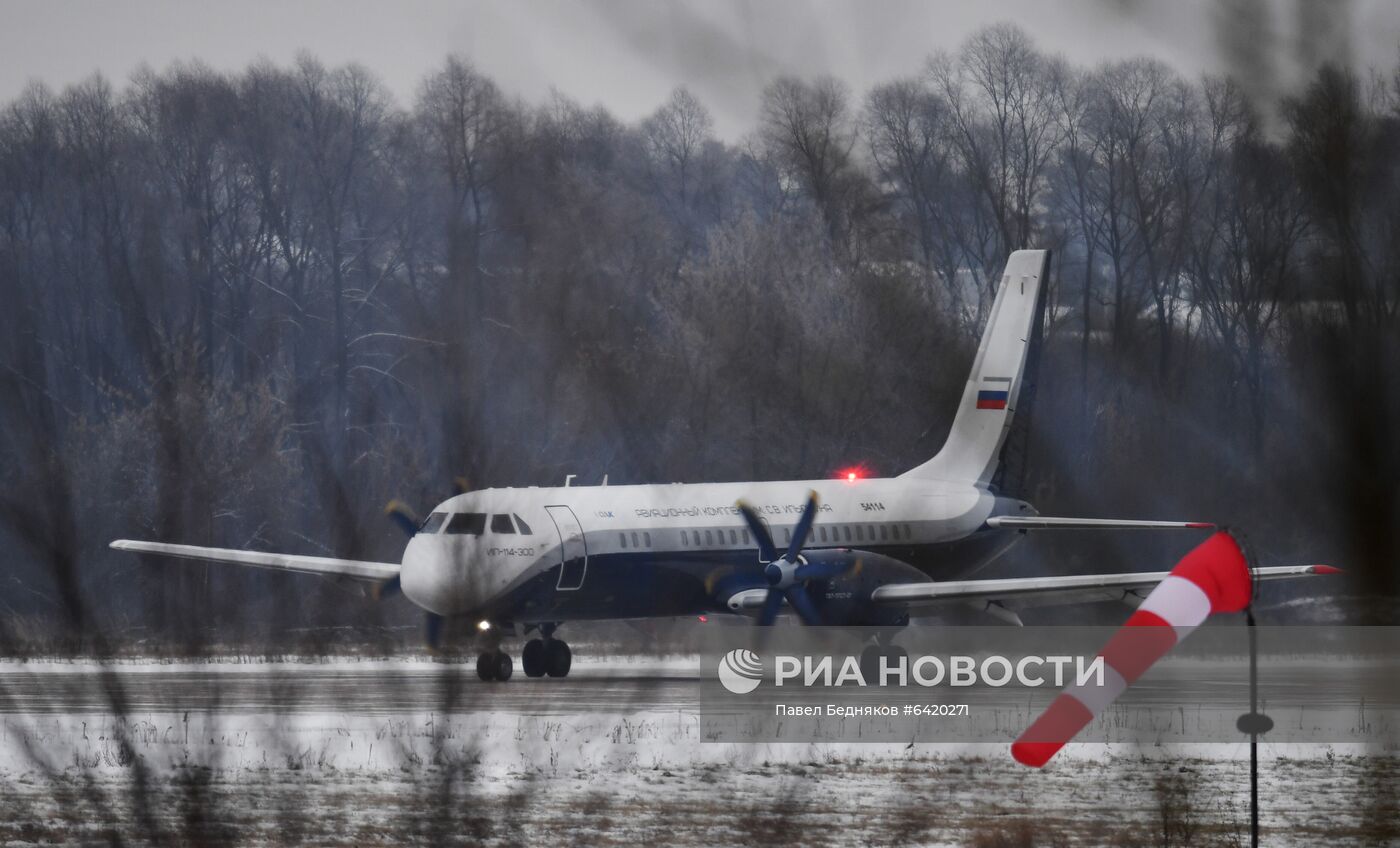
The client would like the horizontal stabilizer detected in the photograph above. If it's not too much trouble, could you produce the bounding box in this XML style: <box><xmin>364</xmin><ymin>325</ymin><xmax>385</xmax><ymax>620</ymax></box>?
<box><xmin>987</xmin><ymin>517</ymin><xmax>1215</xmax><ymax>530</ymax></box>
<box><xmin>110</xmin><ymin>540</ymin><xmax>399</xmax><ymax>582</ymax></box>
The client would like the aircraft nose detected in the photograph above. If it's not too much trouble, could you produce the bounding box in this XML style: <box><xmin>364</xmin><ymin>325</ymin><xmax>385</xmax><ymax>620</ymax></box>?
<box><xmin>399</xmin><ymin>535</ymin><xmax>459</xmax><ymax>616</ymax></box>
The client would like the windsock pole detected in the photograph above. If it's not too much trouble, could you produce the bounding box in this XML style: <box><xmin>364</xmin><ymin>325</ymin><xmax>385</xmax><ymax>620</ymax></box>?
<box><xmin>1248</xmin><ymin>607</ymin><xmax>1260</xmax><ymax>848</ymax></box>
<box><xmin>1232</xmin><ymin>527</ymin><xmax>1269</xmax><ymax>848</ymax></box>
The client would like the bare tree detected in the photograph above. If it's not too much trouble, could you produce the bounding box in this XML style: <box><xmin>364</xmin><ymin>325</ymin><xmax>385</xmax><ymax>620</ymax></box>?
<box><xmin>928</xmin><ymin>22</ymin><xmax>1064</xmax><ymax>312</ymax></box>
<box><xmin>863</xmin><ymin>79</ymin><xmax>967</xmax><ymax>314</ymax></box>
<box><xmin>759</xmin><ymin>75</ymin><xmax>870</xmax><ymax>258</ymax></box>
<box><xmin>1191</xmin><ymin>86</ymin><xmax>1307</xmax><ymax>450</ymax></box>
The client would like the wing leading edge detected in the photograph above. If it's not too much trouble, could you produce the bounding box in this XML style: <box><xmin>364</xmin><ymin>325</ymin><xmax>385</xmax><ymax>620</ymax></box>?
<box><xmin>871</xmin><ymin>564</ymin><xmax>1341</xmax><ymax>616</ymax></box>
<box><xmin>986</xmin><ymin>517</ymin><xmax>1216</xmax><ymax>530</ymax></box>
<box><xmin>110</xmin><ymin>540</ymin><xmax>399</xmax><ymax>582</ymax></box>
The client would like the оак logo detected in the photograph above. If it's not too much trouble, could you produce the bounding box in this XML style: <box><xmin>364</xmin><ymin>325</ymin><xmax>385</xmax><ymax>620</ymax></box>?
<box><xmin>717</xmin><ymin>649</ymin><xmax>763</xmax><ymax>694</ymax></box>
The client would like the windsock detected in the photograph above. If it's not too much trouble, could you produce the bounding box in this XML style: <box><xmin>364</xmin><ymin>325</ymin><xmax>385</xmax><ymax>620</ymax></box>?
<box><xmin>1011</xmin><ymin>531</ymin><xmax>1253</xmax><ymax>768</ymax></box>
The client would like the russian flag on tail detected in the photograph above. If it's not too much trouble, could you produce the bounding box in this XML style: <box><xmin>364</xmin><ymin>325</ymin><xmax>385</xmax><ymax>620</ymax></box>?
<box><xmin>1011</xmin><ymin>531</ymin><xmax>1255</xmax><ymax>768</ymax></box>
<box><xmin>976</xmin><ymin>376</ymin><xmax>1012</xmax><ymax>410</ymax></box>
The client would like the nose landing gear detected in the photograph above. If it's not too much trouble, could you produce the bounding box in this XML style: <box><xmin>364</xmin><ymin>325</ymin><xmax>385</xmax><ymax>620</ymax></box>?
<box><xmin>475</xmin><ymin>650</ymin><xmax>513</xmax><ymax>681</ymax></box>
<box><xmin>475</xmin><ymin>623</ymin><xmax>514</xmax><ymax>682</ymax></box>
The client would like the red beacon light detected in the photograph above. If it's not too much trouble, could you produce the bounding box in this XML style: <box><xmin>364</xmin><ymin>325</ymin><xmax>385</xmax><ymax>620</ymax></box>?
<box><xmin>837</xmin><ymin>467</ymin><xmax>866</xmax><ymax>484</ymax></box>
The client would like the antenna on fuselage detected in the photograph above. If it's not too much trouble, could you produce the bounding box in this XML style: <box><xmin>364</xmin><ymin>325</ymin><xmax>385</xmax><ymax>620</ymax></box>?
<box><xmin>565</xmin><ymin>474</ymin><xmax>576</xmax><ymax>487</ymax></box>
<box><xmin>602</xmin><ymin>474</ymin><xmax>608</xmax><ymax>486</ymax></box>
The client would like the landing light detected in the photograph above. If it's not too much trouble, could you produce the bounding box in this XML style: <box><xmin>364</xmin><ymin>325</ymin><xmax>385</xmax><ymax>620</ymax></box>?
<box><xmin>476</xmin><ymin>620</ymin><xmax>491</xmax><ymax>632</ymax></box>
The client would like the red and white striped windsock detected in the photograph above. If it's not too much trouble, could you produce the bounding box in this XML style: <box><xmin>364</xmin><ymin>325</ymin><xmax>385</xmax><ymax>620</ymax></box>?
<box><xmin>1011</xmin><ymin>531</ymin><xmax>1254</xmax><ymax>768</ymax></box>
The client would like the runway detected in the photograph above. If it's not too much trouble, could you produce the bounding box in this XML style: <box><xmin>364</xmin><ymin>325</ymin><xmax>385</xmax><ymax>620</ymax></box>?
<box><xmin>2</xmin><ymin>655</ymin><xmax>1396</xmax><ymax>725</ymax></box>
<box><xmin>0</xmin><ymin>657</ymin><xmax>703</xmax><ymax>715</ymax></box>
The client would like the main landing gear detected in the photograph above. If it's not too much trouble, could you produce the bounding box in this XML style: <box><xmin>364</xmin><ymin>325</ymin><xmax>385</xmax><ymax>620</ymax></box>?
<box><xmin>476</xmin><ymin>623</ymin><xmax>572</xmax><ymax>682</ymax></box>
<box><xmin>859</xmin><ymin>630</ymin><xmax>908</xmax><ymax>685</ymax></box>
<box><xmin>521</xmin><ymin>638</ymin><xmax>571</xmax><ymax>678</ymax></box>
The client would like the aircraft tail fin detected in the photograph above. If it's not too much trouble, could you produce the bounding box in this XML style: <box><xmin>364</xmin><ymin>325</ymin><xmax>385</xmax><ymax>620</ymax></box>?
<box><xmin>902</xmin><ymin>249</ymin><xmax>1050</xmax><ymax>486</ymax></box>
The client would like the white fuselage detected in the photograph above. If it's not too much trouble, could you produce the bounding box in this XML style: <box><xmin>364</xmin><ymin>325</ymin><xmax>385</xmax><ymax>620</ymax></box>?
<box><xmin>399</xmin><ymin>476</ymin><xmax>1029</xmax><ymax>619</ymax></box>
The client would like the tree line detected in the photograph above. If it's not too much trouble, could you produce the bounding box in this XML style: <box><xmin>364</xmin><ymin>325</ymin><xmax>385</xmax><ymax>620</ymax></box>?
<box><xmin>1</xmin><ymin>22</ymin><xmax>1395</xmax><ymax>648</ymax></box>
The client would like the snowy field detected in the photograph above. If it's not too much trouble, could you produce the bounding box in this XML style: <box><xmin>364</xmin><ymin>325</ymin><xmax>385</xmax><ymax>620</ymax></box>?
<box><xmin>1</xmin><ymin>657</ymin><xmax>1396</xmax><ymax>846</ymax></box>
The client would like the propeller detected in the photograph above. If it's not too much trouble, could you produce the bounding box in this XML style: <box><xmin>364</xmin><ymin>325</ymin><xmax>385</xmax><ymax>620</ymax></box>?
<box><xmin>384</xmin><ymin>499</ymin><xmax>421</xmax><ymax>539</ymax></box>
<box><xmin>379</xmin><ymin>484</ymin><xmax>464</xmax><ymax>652</ymax></box>
<box><xmin>736</xmin><ymin>491</ymin><xmax>847</xmax><ymax>626</ymax></box>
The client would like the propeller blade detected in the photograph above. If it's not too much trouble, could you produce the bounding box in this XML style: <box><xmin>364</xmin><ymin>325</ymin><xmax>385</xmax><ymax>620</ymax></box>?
<box><xmin>372</xmin><ymin>575</ymin><xmax>401</xmax><ymax>601</ymax></box>
<box><xmin>385</xmin><ymin>500</ymin><xmax>420</xmax><ymax>538</ymax></box>
<box><xmin>424</xmin><ymin>613</ymin><xmax>444</xmax><ymax>651</ymax></box>
<box><xmin>785</xmin><ymin>491</ymin><xmax>820</xmax><ymax>562</ymax></box>
<box><xmin>784</xmin><ymin>585</ymin><xmax>823</xmax><ymax>626</ymax></box>
<box><xmin>757</xmin><ymin>588</ymin><xmax>784</xmax><ymax>626</ymax></box>
<box><xmin>737</xmin><ymin>501</ymin><xmax>778</xmax><ymax>563</ymax></box>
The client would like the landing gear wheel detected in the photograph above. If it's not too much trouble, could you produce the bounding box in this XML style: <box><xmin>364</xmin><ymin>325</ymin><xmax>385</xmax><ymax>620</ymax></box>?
<box><xmin>544</xmin><ymin>640</ymin><xmax>572</xmax><ymax>678</ymax></box>
<box><xmin>885</xmin><ymin>645</ymin><xmax>908</xmax><ymax>683</ymax></box>
<box><xmin>522</xmin><ymin>639</ymin><xmax>546</xmax><ymax>678</ymax></box>
<box><xmin>859</xmin><ymin>644</ymin><xmax>883</xmax><ymax>685</ymax></box>
<box><xmin>476</xmin><ymin>651</ymin><xmax>513</xmax><ymax>682</ymax></box>
<box><xmin>860</xmin><ymin>644</ymin><xmax>906</xmax><ymax>685</ymax></box>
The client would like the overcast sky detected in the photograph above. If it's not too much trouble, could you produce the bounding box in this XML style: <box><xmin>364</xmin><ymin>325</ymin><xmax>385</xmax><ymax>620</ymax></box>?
<box><xmin>3</xmin><ymin>0</ymin><xmax>1397</xmax><ymax>139</ymax></box>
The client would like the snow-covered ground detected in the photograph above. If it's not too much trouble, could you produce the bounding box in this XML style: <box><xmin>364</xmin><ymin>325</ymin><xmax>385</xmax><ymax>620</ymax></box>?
<box><xmin>1</xmin><ymin>657</ymin><xmax>1395</xmax><ymax>846</ymax></box>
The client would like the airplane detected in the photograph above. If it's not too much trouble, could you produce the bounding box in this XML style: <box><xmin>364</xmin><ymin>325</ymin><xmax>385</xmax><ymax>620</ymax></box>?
<box><xmin>111</xmin><ymin>250</ymin><xmax>1338</xmax><ymax>682</ymax></box>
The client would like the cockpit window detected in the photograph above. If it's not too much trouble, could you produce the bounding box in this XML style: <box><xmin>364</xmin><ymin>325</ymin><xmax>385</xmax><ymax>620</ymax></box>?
<box><xmin>445</xmin><ymin>512</ymin><xmax>486</xmax><ymax>535</ymax></box>
<box><xmin>513</xmin><ymin>514</ymin><xmax>533</xmax><ymax>534</ymax></box>
<box><xmin>420</xmin><ymin>512</ymin><xmax>449</xmax><ymax>534</ymax></box>
<box><xmin>490</xmin><ymin>514</ymin><xmax>515</xmax><ymax>534</ymax></box>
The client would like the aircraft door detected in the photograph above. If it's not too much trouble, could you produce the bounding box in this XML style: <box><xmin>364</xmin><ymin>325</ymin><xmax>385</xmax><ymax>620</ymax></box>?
<box><xmin>545</xmin><ymin>505</ymin><xmax>588</xmax><ymax>590</ymax></box>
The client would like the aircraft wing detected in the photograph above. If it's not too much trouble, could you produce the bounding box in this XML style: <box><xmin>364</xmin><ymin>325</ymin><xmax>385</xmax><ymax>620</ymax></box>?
<box><xmin>110</xmin><ymin>540</ymin><xmax>399</xmax><ymax>582</ymax></box>
<box><xmin>870</xmin><ymin>565</ymin><xmax>1340</xmax><ymax>618</ymax></box>
<box><xmin>986</xmin><ymin>517</ymin><xmax>1215</xmax><ymax>530</ymax></box>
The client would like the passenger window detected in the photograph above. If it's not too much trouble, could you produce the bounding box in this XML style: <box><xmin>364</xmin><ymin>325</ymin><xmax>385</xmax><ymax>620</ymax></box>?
<box><xmin>867</xmin><ymin>525</ymin><xmax>875</xmax><ymax>540</ymax></box>
<box><xmin>728</xmin><ymin>529</ymin><xmax>737</xmax><ymax>544</ymax></box>
<box><xmin>513</xmin><ymin>514</ymin><xmax>533</xmax><ymax>534</ymax></box>
<box><xmin>705</xmin><ymin>530</ymin><xmax>713</xmax><ymax>545</ymax></box>
<box><xmin>445</xmin><ymin>513</ymin><xmax>486</xmax><ymax>535</ymax></box>
<box><xmin>742</xmin><ymin>529</ymin><xmax>750</xmax><ymax>545</ymax></box>
<box><xmin>784</xmin><ymin>528</ymin><xmax>792</xmax><ymax>544</ymax></box>
<box><xmin>644</xmin><ymin>532</ymin><xmax>651</xmax><ymax>547</ymax></box>
<box><xmin>490</xmin><ymin>514</ymin><xmax>515</xmax><ymax>534</ymax></box>
<box><xmin>855</xmin><ymin>525</ymin><xmax>864</xmax><ymax>541</ymax></box>
<box><xmin>620</xmin><ymin>533</ymin><xmax>627</xmax><ymax>548</ymax></box>
<box><xmin>904</xmin><ymin>523</ymin><xmax>912</xmax><ymax>538</ymax></box>
<box><xmin>631</xmin><ymin>532</ymin><xmax>640</xmax><ymax>548</ymax></box>
<box><xmin>681</xmin><ymin>531</ymin><xmax>689</xmax><ymax>545</ymax></box>
<box><xmin>819</xmin><ymin>527</ymin><xmax>828</xmax><ymax>542</ymax></box>
<box><xmin>880</xmin><ymin>525</ymin><xmax>888</xmax><ymax>541</ymax></box>
<box><xmin>890</xmin><ymin>524</ymin><xmax>900</xmax><ymax>541</ymax></box>
<box><xmin>420</xmin><ymin>512</ymin><xmax>448</xmax><ymax>533</ymax></box>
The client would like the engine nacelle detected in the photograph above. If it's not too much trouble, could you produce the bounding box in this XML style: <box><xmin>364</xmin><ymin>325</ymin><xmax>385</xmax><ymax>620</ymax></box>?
<box><xmin>802</xmin><ymin>549</ymin><xmax>925</xmax><ymax>627</ymax></box>
<box><xmin>721</xmin><ymin>549</ymin><xmax>927</xmax><ymax>627</ymax></box>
